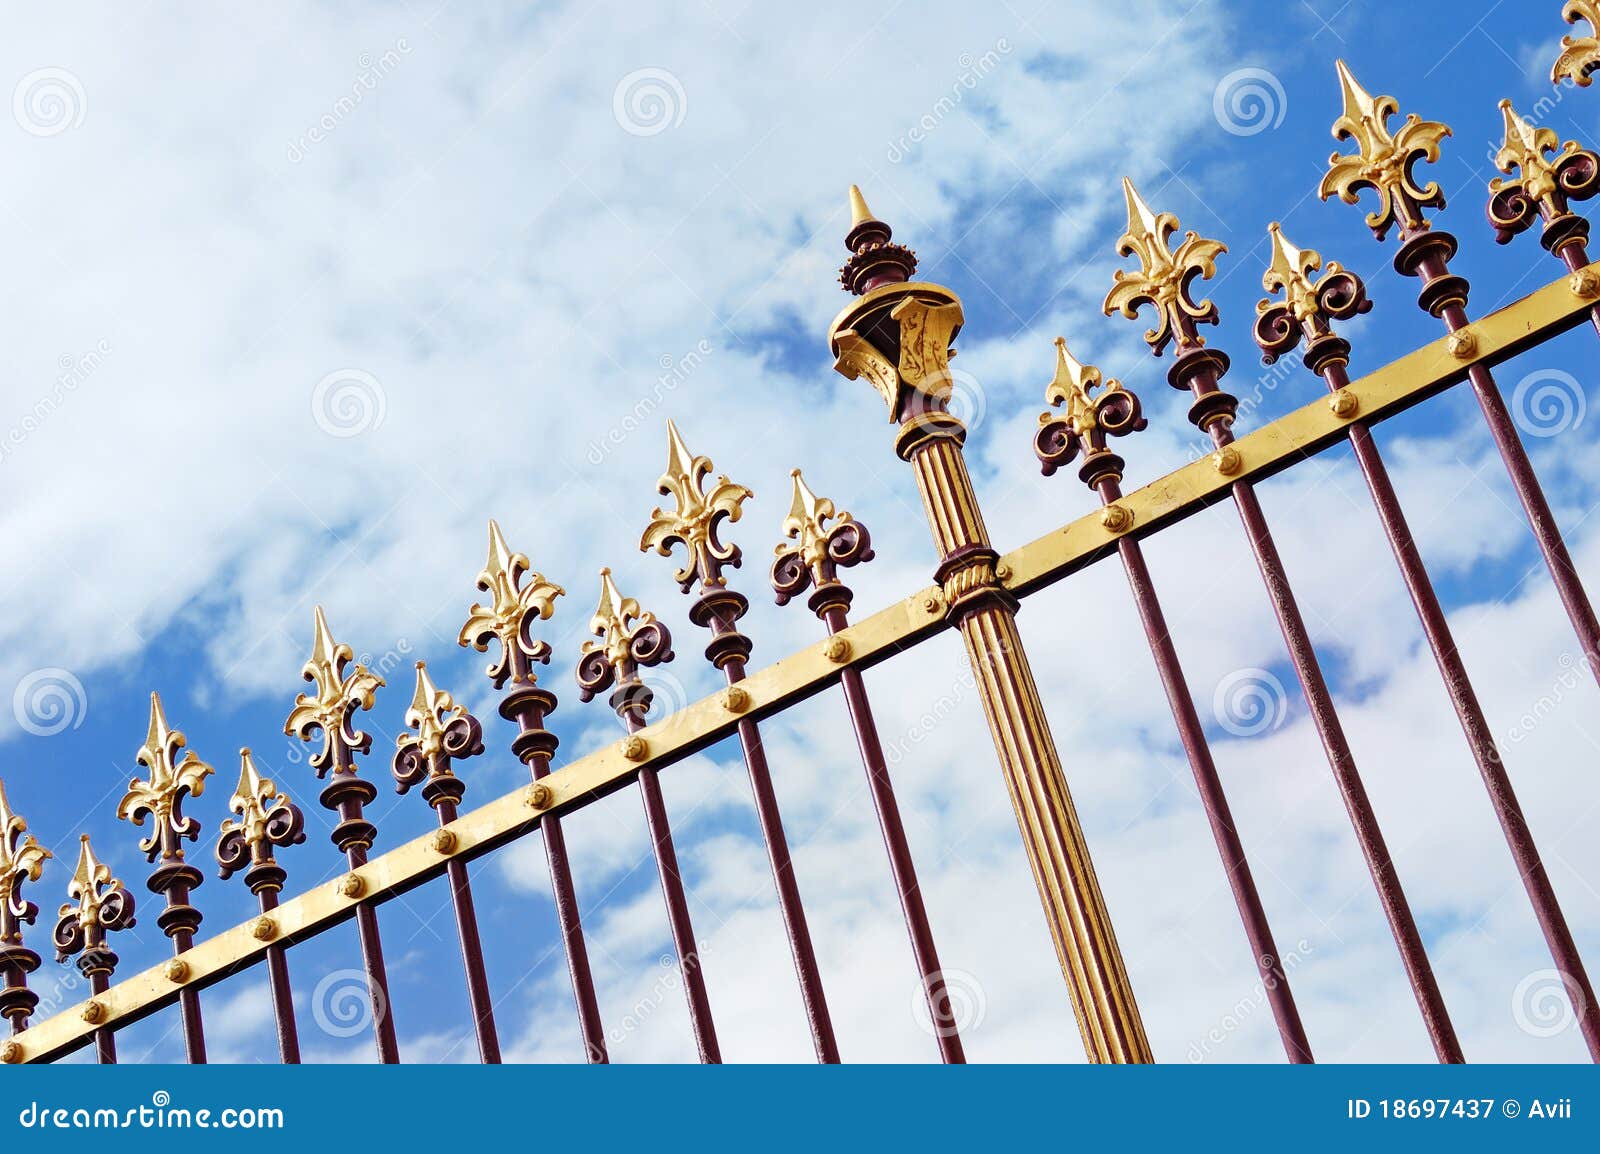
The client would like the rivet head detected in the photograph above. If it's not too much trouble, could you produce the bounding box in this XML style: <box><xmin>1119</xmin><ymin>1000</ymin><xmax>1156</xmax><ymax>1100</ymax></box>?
<box><xmin>251</xmin><ymin>916</ymin><xmax>277</xmax><ymax>942</ymax></box>
<box><xmin>994</xmin><ymin>563</ymin><xmax>1013</xmax><ymax>582</ymax></box>
<box><xmin>338</xmin><ymin>872</ymin><xmax>366</xmax><ymax>899</ymax></box>
<box><xmin>163</xmin><ymin>959</ymin><xmax>190</xmax><ymax>984</ymax></box>
<box><xmin>81</xmin><ymin>1000</ymin><xmax>106</xmax><ymax>1024</ymax></box>
<box><xmin>920</xmin><ymin>592</ymin><xmax>942</xmax><ymax>614</ymax></box>
<box><xmin>824</xmin><ymin>636</ymin><xmax>852</xmax><ymax>663</ymax></box>
<box><xmin>1212</xmin><ymin>446</ymin><xmax>1242</xmax><ymax>476</ymax></box>
<box><xmin>1571</xmin><ymin>269</ymin><xmax>1600</xmax><ymax>299</ymax></box>
<box><xmin>1446</xmin><ymin>329</ymin><xmax>1478</xmax><ymax>360</ymax></box>
<box><xmin>430</xmin><ymin>828</ymin><xmax>457</xmax><ymax>855</ymax></box>
<box><xmin>723</xmin><ymin>686</ymin><xmax>751</xmax><ymax>714</ymax></box>
<box><xmin>1</xmin><ymin>1040</ymin><xmax>21</xmax><ymax>1063</ymax></box>
<box><xmin>621</xmin><ymin>735</ymin><xmax>648</xmax><ymax>762</ymax></box>
<box><xmin>1328</xmin><ymin>389</ymin><xmax>1359</xmax><ymax>418</ymax></box>
<box><xmin>1100</xmin><ymin>504</ymin><xmax>1133</xmax><ymax>532</ymax></box>
<box><xmin>525</xmin><ymin>782</ymin><xmax>553</xmax><ymax>810</ymax></box>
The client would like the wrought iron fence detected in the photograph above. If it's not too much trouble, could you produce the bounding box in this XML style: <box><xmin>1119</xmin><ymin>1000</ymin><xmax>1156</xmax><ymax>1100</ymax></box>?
<box><xmin>7</xmin><ymin>11</ymin><xmax>1600</xmax><ymax>1064</ymax></box>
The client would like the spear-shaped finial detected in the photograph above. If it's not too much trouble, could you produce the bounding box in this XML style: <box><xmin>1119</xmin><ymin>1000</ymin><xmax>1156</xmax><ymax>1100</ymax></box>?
<box><xmin>1554</xmin><ymin>1</ymin><xmax>1600</xmax><ymax>86</ymax></box>
<box><xmin>0</xmin><ymin>780</ymin><xmax>50</xmax><ymax>1034</ymax></box>
<box><xmin>1253</xmin><ymin>223</ymin><xmax>1371</xmax><ymax>368</ymax></box>
<box><xmin>1103</xmin><ymin>178</ymin><xmax>1227</xmax><ymax>355</ymax></box>
<box><xmin>1318</xmin><ymin>60</ymin><xmax>1451</xmax><ymax>240</ymax></box>
<box><xmin>1033</xmin><ymin>339</ymin><xmax>1146</xmax><ymax>485</ymax></box>
<box><xmin>117</xmin><ymin>692</ymin><xmax>214</xmax><ymax>862</ymax></box>
<box><xmin>393</xmin><ymin>662</ymin><xmax>484</xmax><ymax>800</ymax></box>
<box><xmin>216</xmin><ymin>748</ymin><xmax>306</xmax><ymax>887</ymax></box>
<box><xmin>285</xmin><ymin>606</ymin><xmax>385</xmax><ymax>775</ymax></box>
<box><xmin>771</xmin><ymin>470</ymin><xmax>874</xmax><ymax>606</ymax></box>
<box><xmin>575</xmin><ymin>568</ymin><xmax>674</xmax><ymax>723</ymax></box>
<box><xmin>838</xmin><ymin>185</ymin><xmax>918</xmax><ymax>295</ymax></box>
<box><xmin>1486</xmin><ymin>98</ymin><xmax>1600</xmax><ymax>247</ymax></box>
<box><xmin>52</xmin><ymin>834</ymin><xmax>135</xmax><ymax>966</ymax></box>
<box><xmin>459</xmin><ymin>520</ymin><xmax>564</xmax><ymax>688</ymax></box>
<box><xmin>640</xmin><ymin>421</ymin><xmax>753</xmax><ymax>592</ymax></box>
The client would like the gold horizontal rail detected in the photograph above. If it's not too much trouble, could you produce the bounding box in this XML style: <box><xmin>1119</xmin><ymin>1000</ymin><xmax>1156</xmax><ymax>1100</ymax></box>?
<box><xmin>10</xmin><ymin>261</ymin><xmax>1595</xmax><ymax>1063</ymax></box>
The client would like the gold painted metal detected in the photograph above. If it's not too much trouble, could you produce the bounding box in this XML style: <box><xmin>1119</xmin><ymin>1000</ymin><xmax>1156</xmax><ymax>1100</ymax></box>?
<box><xmin>429</xmin><ymin>829</ymin><xmax>457</xmax><ymax>855</ymax></box>
<box><xmin>640</xmin><ymin>420</ymin><xmax>753</xmax><ymax>588</ymax></box>
<box><xmin>1103</xmin><ymin>178</ymin><xmax>1226</xmax><ymax>351</ymax></box>
<box><xmin>397</xmin><ymin>662</ymin><xmax>467</xmax><ymax>768</ymax></box>
<box><xmin>250</xmin><ymin>916</ymin><xmax>277</xmax><ymax>942</ymax></box>
<box><xmin>1</xmin><ymin>1041</ymin><xmax>19</xmax><ymax>1064</ymax></box>
<box><xmin>723</xmin><ymin>686</ymin><xmax>751</xmax><ymax>714</ymax></box>
<box><xmin>1491</xmin><ymin>99</ymin><xmax>1580</xmax><ymax>209</ymax></box>
<box><xmin>831</xmin><ymin>283</ymin><xmax>965</xmax><ymax>423</ymax></box>
<box><xmin>1213</xmin><ymin>446</ymin><xmax>1242</xmax><ymax>475</ymax></box>
<box><xmin>1100</xmin><ymin>505</ymin><xmax>1133</xmax><ymax>532</ymax></box>
<box><xmin>13</xmin><ymin>261</ymin><xmax>1598</xmax><ymax>1063</ymax></box>
<box><xmin>80</xmin><ymin>1001</ymin><xmax>105</xmax><ymax>1024</ymax></box>
<box><xmin>823</xmin><ymin>636</ymin><xmax>852</xmax><ymax>663</ymax></box>
<box><xmin>117</xmin><ymin>693</ymin><xmax>213</xmax><ymax>855</ymax></box>
<box><xmin>460</xmin><ymin>520</ymin><xmax>564</xmax><ymax>685</ymax></box>
<box><xmin>1330</xmin><ymin>390</ymin><xmax>1359</xmax><ymax>418</ymax></box>
<box><xmin>59</xmin><ymin>835</ymin><xmax>124</xmax><ymax>943</ymax></box>
<box><xmin>1043</xmin><ymin>338</ymin><xmax>1136</xmax><ymax>441</ymax></box>
<box><xmin>338</xmin><ymin>873</ymin><xmax>365</xmax><ymax>899</ymax></box>
<box><xmin>621</xmin><ymin>735</ymin><xmax>649</xmax><ymax>762</ymax></box>
<box><xmin>1260</xmin><ymin>223</ymin><xmax>1350</xmax><ymax>326</ymax></box>
<box><xmin>1447</xmin><ymin>330</ymin><xmax>1478</xmax><ymax>360</ymax></box>
<box><xmin>1573</xmin><ymin>269</ymin><xmax>1600</xmax><ymax>298</ymax></box>
<box><xmin>779</xmin><ymin>469</ymin><xmax>861</xmax><ymax>588</ymax></box>
<box><xmin>1319</xmin><ymin>60</ymin><xmax>1450</xmax><ymax>236</ymax></box>
<box><xmin>582</xmin><ymin>567</ymin><xmax>660</xmax><ymax>676</ymax></box>
<box><xmin>284</xmin><ymin>607</ymin><xmax>384</xmax><ymax>768</ymax></box>
<box><xmin>219</xmin><ymin>749</ymin><xmax>295</xmax><ymax>864</ymax></box>
<box><xmin>1554</xmin><ymin>1</ymin><xmax>1600</xmax><ymax>86</ymax></box>
<box><xmin>0</xmin><ymin>780</ymin><xmax>50</xmax><ymax>931</ymax></box>
<box><xmin>163</xmin><ymin>959</ymin><xmax>190</xmax><ymax>984</ymax></box>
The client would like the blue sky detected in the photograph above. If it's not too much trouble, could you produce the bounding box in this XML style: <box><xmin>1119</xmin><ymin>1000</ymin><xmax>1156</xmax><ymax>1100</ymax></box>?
<box><xmin>5</xmin><ymin>0</ymin><xmax>1600</xmax><ymax>1062</ymax></box>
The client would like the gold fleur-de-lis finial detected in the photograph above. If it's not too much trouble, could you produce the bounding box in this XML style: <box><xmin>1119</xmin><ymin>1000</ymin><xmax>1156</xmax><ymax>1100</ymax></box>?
<box><xmin>284</xmin><ymin>606</ymin><xmax>385</xmax><ymax>775</ymax></box>
<box><xmin>458</xmin><ymin>519</ymin><xmax>564</xmax><ymax>688</ymax></box>
<box><xmin>640</xmin><ymin>421</ymin><xmax>753</xmax><ymax>591</ymax></box>
<box><xmin>770</xmin><ymin>470</ymin><xmax>874</xmax><ymax>605</ymax></box>
<box><xmin>217</xmin><ymin>749</ymin><xmax>299</xmax><ymax>865</ymax></box>
<box><xmin>1102</xmin><ymin>178</ymin><xmax>1227</xmax><ymax>355</ymax></box>
<box><xmin>1318</xmin><ymin>60</ymin><xmax>1451</xmax><ymax>240</ymax></box>
<box><xmin>1253</xmin><ymin>223</ymin><xmax>1372</xmax><ymax>365</ymax></box>
<box><xmin>1486</xmin><ymin>98</ymin><xmax>1600</xmax><ymax>246</ymax></box>
<box><xmin>1261</xmin><ymin>224</ymin><xmax>1332</xmax><ymax>324</ymax></box>
<box><xmin>116</xmin><ymin>692</ymin><xmax>214</xmax><ymax>861</ymax></box>
<box><xmin>779</xmin><ymin>470</ymin><xmax>845</xmax><ymax>585</ymax></box>
<box><xmin>1033</xmin><ymin>339</ymin><xmax>1147</xmax><ymax>485</ymax></box>
<box><xmin>0</xmin><ymin>780</ymin><xmax>50</xmax><ymax>935</ymax></box>
<box><xmin>1553</xmin><ymin>1</ymin><xmax>1600</xmax><ymax>86</ymax></box>
<box><xmin>584</xmin><ymin>568</ymin><xmax>658</xmax><ymax>676</ymax></box>
<box><xmin>400</xmin><ymin>663</ymin><xmax>468</xmax><ymax>761</ymax></box>
<box><xmin>55</xmin><ymin>834</ymin><xmax>134</xmax><ymax>955</ymax></box>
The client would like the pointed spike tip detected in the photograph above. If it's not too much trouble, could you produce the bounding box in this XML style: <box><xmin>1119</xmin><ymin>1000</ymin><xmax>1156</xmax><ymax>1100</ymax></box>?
<box><xmin>848</xmin><ymin>184</ymin><xmax>873</xmax><ymax>227</ymax></box>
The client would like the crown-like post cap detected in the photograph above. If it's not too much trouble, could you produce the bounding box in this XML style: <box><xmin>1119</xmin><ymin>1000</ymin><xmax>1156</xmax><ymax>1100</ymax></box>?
<box><xmin>838</xmin><ymin>185</ymin><xmax>918</xmax><ymax>295</ymax></box>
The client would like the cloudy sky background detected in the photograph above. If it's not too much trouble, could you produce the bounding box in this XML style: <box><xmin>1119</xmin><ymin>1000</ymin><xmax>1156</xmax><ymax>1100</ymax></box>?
<box><xmin>4</xmin><ymin>0</ymin><xmax>1600</xmax><ymax>1063</ymax></box>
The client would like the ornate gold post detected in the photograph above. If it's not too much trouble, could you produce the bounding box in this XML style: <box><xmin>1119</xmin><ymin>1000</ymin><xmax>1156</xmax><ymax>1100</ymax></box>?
<box><xmin>828</xmin><ymin>187</ymin><xmax>1150</xmax><ymax>1062</ymax></box>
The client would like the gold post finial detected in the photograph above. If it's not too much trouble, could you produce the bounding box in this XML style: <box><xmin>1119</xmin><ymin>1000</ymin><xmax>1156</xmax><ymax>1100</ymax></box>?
<box><xmin>459</xmin><ymin>520</ymin><xmax>565</xmax><ymax>689</ymax></box>
<box><xmin>1254</xmin><ymin>223</ymin><xmax>1370</xmax><ymax>364</ymax></box>
<box><xmin>0</xmin><ymin>780</ymin><xmax>50</xmax><ymax>939</ymax></box>
<box><xmin>284</xmin><ymin>606</ymin><xmax>385</xmax><ymax>775</ymax></box>
<box><xmin>1102</xmin><ymin>178</ymin><xmax>1226</xmax><ymax>355</ymax></box>
<box><xmin>771</xmin><ymin>470</ymin><xmax>873</xmax><ymax>604</ymax></box>
<box><xmin>575</xmin><ymin>567</ymin><xmax>674</xmax><ymax>716</ymax></box>
<box><xmin>394</xmin><ymin>662</ymin><xmax>482</xmax><ymax>797</ymax></box>
<box><xmin>1486</xmin><ymin>96</ymin><xmax>1600</xmax><ymax>246</ymax></box>
<box><xmin>640</xmin><ymin>422</ymin><xmax>753</xmax><ymax>591</ymax></box>
<box><xmin>117</xmin><ymin>691</ymin><xmax>214</xmax><ymax>861</ymax></box>
<box><xmin>216</xmin><ymin>748</ymin><xmax>304</xmax><ymax>879</ymax></box>
<box><xmin>1318</xmin><ymin>60</ymin><xmax>1450</xmax><ymax>240</ymax></box>
<box><xmin>55</xmin><ymin>833</ymin><xmax>134</xmax><ymax>957</ymax></box>
<box><xmin>848</xmin><ymin>184</ymin><xmax>873</xmax><ymax>227</ymax></box>
<box><xmin>1554</xmin><ymin>2</ymin><xmax>1600</xmax><ymax>86</ymax></box>
<box><xmin>582</xmin><ymin>568</ymin><xmax>660</xmax><ymax>678</ymax></box>
<box><xmin>1034</xmin><ymin>338</ymin><xmax>1146</xmax><ymax>486</ymax></box>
